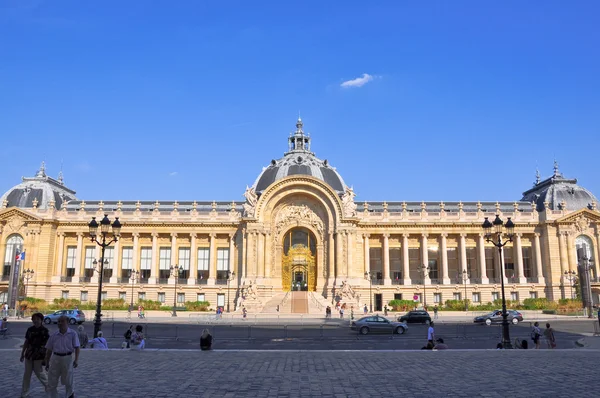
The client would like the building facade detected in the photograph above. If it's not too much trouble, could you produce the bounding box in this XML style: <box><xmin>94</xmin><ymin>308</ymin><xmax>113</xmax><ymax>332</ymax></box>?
<box><xmin>1</xmin><ymin>118</ymin><xmax>600</xmax><ymax>312</ymax></box>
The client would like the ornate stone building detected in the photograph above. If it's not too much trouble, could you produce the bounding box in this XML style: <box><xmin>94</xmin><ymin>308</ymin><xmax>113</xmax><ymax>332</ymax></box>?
<box><xmin>1</xmin><ymin>119</ymin><xmax>599</xmax><ymax>312</ymax></box>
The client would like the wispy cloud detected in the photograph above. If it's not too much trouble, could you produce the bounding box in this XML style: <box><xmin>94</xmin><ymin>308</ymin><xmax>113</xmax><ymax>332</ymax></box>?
<box><xmin>169</xmin><ymin>171</ymin><xmax>178</xmax><ymax>177</ymax></box>
<box><xmin>340</xmin><ymin>73</ymin><xmax>376</xmax><ymax>88</ymax></box>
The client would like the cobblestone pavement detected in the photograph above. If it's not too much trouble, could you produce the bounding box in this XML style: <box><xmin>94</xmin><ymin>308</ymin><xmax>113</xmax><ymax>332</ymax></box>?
<box><xmin>3</xmin><ymin>349</ymin><xmax>599</xmax><ymax>397</ymax></box>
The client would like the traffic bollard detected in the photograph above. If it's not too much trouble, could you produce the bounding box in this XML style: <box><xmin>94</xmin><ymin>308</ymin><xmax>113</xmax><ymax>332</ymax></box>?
<box><xmin>111</xmin><ymin>323</ymin><xmax>116</xmax><ymax>338</ymax></box>
<box><xmin>175</xmin><ymin>326</ymin><xmax>179</xmax><ymax>341</ymax></box>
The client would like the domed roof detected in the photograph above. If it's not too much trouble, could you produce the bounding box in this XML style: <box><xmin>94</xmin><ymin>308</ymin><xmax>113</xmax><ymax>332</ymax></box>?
<box><xmin>521</xmin><ymin>162</ymin><xmax>597</xmax><ymax>212</ymax></box>
<box><xmin>253</xmin><ymin>118</ymin><xmax>347</xmax><ymax>194</ymax></box>
<box><xmin>0</xmin><ymin>162</ymin><xmax>77</xmax><ymax>210</ymax></box>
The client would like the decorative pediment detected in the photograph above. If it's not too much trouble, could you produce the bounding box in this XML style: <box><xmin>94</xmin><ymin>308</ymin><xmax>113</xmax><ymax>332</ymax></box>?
<box><xmin>0</xmin><ymin>207</ymin><xmax>43</xmax><ymax>222</ymax></box>
<box><xmin>555</xmin><ymin>208</ymin><xmax>600</xmax><ymax>225</ymax></box>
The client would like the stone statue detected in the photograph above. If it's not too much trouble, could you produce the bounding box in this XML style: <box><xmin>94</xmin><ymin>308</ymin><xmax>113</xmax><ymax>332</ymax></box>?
<box><xmin>236</xmin><ymin>295</ymin><xmax>244</xmax><ymax>310</ymax></box>
<box><xmin>341</xmin><ymin>186</ymin><xmax>357</xmax><ymax>217</ymax></box>
<box><xmin>247</xmin><ymin>281</ymin><xmax>258</xmax><ymax>300</ymax></box>
<box><xmin>243</xmin><ymin>186</ymin><xmax>258</xmax><ymax>217</ymax></box>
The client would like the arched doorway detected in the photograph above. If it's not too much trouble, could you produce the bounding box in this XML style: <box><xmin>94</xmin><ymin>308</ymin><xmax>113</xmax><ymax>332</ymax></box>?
<box><xmin>281</xmin><ymin>228</ymin><xmax>317</xmax><ymax>291</ymax></box>
<box><xmin>3</xmin><ymin>234</ymin><xmax>24</xmax><ymax>309</ymax></box>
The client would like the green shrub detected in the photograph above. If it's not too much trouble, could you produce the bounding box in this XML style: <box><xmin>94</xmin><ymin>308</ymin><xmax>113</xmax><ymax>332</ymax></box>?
<box><xmin>444</xmin><ymin>299</ymin><xmax>471</xmax><ymax>311</ymax></box>
<box><xmin>185</xmin><ymin>301</ymin><xmax>211</xmax><ymax>311</ymax></box>
<box><xmin>50</xmin><ymin>298</ymin><xmax>81</xmax><ymax>310</ymax></box>
<box><xmin>136</xmin><ymin>299</ymin><xmax>163</xmax><ymax>310</ymax></box>
<box><xmin>101</xmin><ymin>298</ymin><xmax>128</xmax><ymax>310</ymax></box>
<box><xmin>388</xmin><ymin>300</ymin><xmax>415</xmax><ymax>311</ymax></box>
<box><xmin>542</xmin><ymin>309</ymin><xmax>557</xmax><ymax>314</ymax></box>
<box><xmin>522</xmin><ymin>298</ymin><xmax>557</xmax><ymax>310</ymax></box>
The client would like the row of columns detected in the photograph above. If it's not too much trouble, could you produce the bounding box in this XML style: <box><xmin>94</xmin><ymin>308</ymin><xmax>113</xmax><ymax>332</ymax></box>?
<box><xmin>362</xmin><ymin>233</ymin><xmax>545</xmax><ymax>286</ymax></box>
<box><xmin>558</xmin><ymin>229</ymin><xmax>600</xmax><ymax>278</ymax></box>
<box><xmin>55</xmin><ymin>232</ymin><xmax>236</xmax><ymax>285</ymax></box>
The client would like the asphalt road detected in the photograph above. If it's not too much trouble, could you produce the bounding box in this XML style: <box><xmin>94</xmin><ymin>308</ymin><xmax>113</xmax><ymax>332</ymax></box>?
<box><xmin>2</xmin><ymin>318</ymin><xmax>594</xmax><ymax>350</ymax></box>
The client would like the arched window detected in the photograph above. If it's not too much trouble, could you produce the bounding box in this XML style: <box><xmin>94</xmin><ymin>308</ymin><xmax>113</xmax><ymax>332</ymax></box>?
<box><xmin>3</xmin><ymin>234</ymin><xmax>24</xmax><ymax>277</ymax></box>
<box><xmin>575</xmin><ymin>235</ymin><xmax>596</xmax><ymax>278</ymax></box>
<box><xmin>283</xmin><ymin>228</ymin><xmax>316</xmax><ymax>255</ymax></box>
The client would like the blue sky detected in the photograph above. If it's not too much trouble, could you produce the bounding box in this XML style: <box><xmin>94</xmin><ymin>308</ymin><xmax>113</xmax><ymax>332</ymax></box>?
<box><xmin>1</xmin><ymin>1</ymin><xmax>598</xmax><ymax>203</ymax></box>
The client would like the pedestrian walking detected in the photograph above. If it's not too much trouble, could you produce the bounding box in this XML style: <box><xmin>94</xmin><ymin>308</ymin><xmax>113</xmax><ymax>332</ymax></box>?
<box><xmin>543</xmin><ymin>323</ymin><xmax>556</xmax><ymax>349</ymax></box>
<box><xmin>242</xmin><ymin>307</ymin><xmax>247</xmax><ymax>320</ymax></box>
<box><xmin>2</xmin><ymin>302</ymin><xmax>8</xmax><ymax>317</ymax></box>
<box><xmin>433</xmin><ymin>305</ymin><xmax>439</xmax><ymax>320</ymax></box>
<box><xmin>20</xmin><ymin>312</ymin><xmax>49</xmax><ymax>398</ymax></box>
<box><xmin>124</xmin><ymin>325</ymin><xmax>133</xmax><ymax>348</ymax></box>
<box><xmin>427</xmin><ymin>322</ymin><xmax>435</xmax><ymax>346</ymax></box>
<box><xmin>363</xmin><ymin>304</ymin><xmax>368</xmax><ymax>315</ymax></box>
<box><xmin>531</xmin><ymin>322</ymin><xmax>542</xmax><ymax>349</ymax></box>
<box><xmin>76</xmin><ymin>325</ymin><xmax>88</xmax><ymax>349</ymax></box>
<box><xmin>325</xmin><ymin>306</ymin><xmax>330</xmax><ymax>319</ymax></box>
<box><xmin>340</xmin><ymin>307</ymin><xmax>344</xmax><ymax>319</ymax></box>
<box><xmin>130</xmin><ymin>325</ymin><xmax>146</xmax><ymax>350</ymax></box>
<box><xmin>200</xmin><ymin>329</ymin><xmax>213</xmax><ymax>351</ymax></box>
<box><xmin>89</xmin><ymin>331</ymin><xmax>109</xmax><ymax>350</ymax></box>
<box><xmin>384</xmin><ymin>305</ymin><xmax>388</xmax><ymax>316</ymax></box>
<box><xmin>44</xmin><ymin>315</ymin><xmax>80</xmax><ymax>398</ymax></box>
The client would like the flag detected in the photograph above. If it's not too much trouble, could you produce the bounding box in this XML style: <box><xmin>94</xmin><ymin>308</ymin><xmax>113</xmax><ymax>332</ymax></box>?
<box><xmin>15</xmin><ymin>250</ymin><xmax>25</xmax><ymax>261</ymax></box>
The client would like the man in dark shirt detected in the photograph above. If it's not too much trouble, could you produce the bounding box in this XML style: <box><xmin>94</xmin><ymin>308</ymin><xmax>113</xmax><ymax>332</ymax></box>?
<box><xmin>20</xmin><ymin>312</ymin><xmax>49</xmax><ymax>397</ymax></box>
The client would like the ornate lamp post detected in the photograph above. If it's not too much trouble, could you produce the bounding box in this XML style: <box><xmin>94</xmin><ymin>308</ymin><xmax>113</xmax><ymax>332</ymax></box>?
<box><xmin>226</xmin><ymin>270</ymin><xmax>236</xmax><ymax>313</ymax></box>
<box><xmin>563</xmin><ymin>270</ymin><xmax>576</xmax><ymax>300</ymax></box>
<box><xmin>88</xmin><ymin>214</ymin><xmax>121</xmax><ymax>338</ymax></box>
<box><xmin>170</xmin><ymin>264</ymin><xmax>183</xmax><ymax>317</ymax></box>
<box><xmin>482</xmin><ymin>215</ymin><xmax>515</xmax><ymax>349</ymax></box>
<box><xmin>128</xmin><ymin>270</ymin><xmax>140</xmax><ymax>312</ymax></box>
<box><xmin>458</xmin><ymin>269</ymin><xmax>470</xmax><ymax>312</ymax></box>
<box><xmin>364</xmin><ymin>271</ymin><xmax>373</xmax><ymax>313</ymax></box>
<box><xmin>420</xmin><ymin>264</ymin><xmax>430</xmax><ymax>309</ymax></box>
<box><xmin>22</xmin><ymin>268</ymin><xmax>34</xmax><ymax>299</ymax></box>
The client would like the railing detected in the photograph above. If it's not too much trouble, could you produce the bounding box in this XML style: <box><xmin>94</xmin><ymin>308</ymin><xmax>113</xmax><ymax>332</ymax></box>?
<box><xmin>158</xmin><ymin>278</ymin><xmax>169</xmax><ymax>284</ymax></box>
<box><xmin>488</xmin><ymin>278</ymin><xmax>502</xmax><ymax>284</ymax></box>
<box><xmin>280</xmin><ymin>291</ymin><xmax>290</xmax><ymax>308</ymax></box>
<box><xmin>372</xmin><ymin>279</ymin><xmax>384</xmax><ymax>285</ymax></box>
<box><xmin>79</xmin><ymin>277</ymin><xmax>91</xmax><ymax>283</ymax></box>
<box><xmin>1</xmin><ymin>275</ymin><xmax>10</xmax><ymax>281</ymax></box>
<box><xmin>470</xmin><ymin>278</ymin><xmax>482</xmax><ymax>284</ymax></box>
<box><xmin>177</xmin><ymin>278</ymin><xmax>188</xmax><ymax>285</ymax></box>
<box><xmin>215</xmin><ymin>279</ymin><xmax>228</xmax><ymax>285</ymax></box>
<box><xmin>429</xmin><ymin>279</ymin><xmax>441</xmax><ymax>285</ymax></box>
<box><xmin>118</xmin><ymin>278</ymin><xmax>130</xmax><ymax>284</ymax></box>
<box><xmin>139</xmin><ymin>278</ymin><xmax>149</xmax><ymax>284</ymax></box>
<box><xmin>102</xmin><ymin>277</ymin><xmax>111</xmax><ymax>283</ymax></box>
<box><xmin>309</xmin><ymin>292</ymin><xmax>324</xmax><ymax>311</ymax></box>
<box><xmin>391</xmin><ymin>279</ymin><xmax>403</xmax><ymax>285</ymax></box>
<box><xmin>60</xmin><ymin>276</ymin><xmax>73</xmax><ymax>283</ymax></box>
<box><xmin>526</xmin><ymin>277</ymin><xmax>536</xmax><ymax>283</ymax></box>
<box><xmin>196</xmin><ymin>279</ymin><xmax>208</xmax><ymax>285</ymax></box>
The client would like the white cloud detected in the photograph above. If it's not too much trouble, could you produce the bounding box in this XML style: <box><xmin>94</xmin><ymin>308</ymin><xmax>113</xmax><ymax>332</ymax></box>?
<box><xmin>169</xmin><ymin>171</ymin><xmax>178</xmax><ymax>177</ymax></box>
<box><xmin>340</xmin><ymin>73</ymin><xmax>375</xmax><ymax>88</ymax></box>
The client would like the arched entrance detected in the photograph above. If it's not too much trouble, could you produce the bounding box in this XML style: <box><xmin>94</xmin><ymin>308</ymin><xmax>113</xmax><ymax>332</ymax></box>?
<box><xmin>281</xmin><ymin>228</ymin><xmax>317</xmax><ymax>291</ymax></box>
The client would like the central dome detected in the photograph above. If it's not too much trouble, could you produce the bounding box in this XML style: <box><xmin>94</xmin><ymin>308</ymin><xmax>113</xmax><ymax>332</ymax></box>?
<box><xmin>253</xmin><ymin>118</ymin><xmax>346</xmax><ymax>195</ymax></box>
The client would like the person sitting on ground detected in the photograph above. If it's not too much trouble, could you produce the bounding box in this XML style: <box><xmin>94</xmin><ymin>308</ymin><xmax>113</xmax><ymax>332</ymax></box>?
<box><xmin>433</xmin><ymin>338</ymin><xmax>448</xmax><ymax>350</ymax></box>
<box><xmin>89</xmin><ymin>331</ymin><xmax>109</xmax><ymax>350</ymax></box>
<box><xmin>0</xmin><ymin>317</ymin><xmax>8</xmax><ymax>335</ymax></box>
<box><xmin>200</xmin><ymin>329</ymin><xmax>213</xmax><ymax>351</ymax></box>
<box><xmin>496</xmin><ymin>343</ymin><xmax>503</xmax><ymax>349</ymax></box>
<box><xmin>130</xmin><ymin>325</ymin><xmax>145</xmax><ymax>350</ymax></box>
<box><xmin>521</xmin><ymin>339</ymin><xmax>528</xmax><ymax>349</ymax></box>
<box><xmin>77</xmin><ymin>325</ymin><xmax>89</xmax><ymax>348</ymax></box>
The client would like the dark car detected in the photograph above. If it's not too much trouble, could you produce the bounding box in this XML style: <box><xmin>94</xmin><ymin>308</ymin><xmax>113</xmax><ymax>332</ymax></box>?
<box><xmin>351</xmin><ymin>315</ymin><xmax>408</xmax><ymax>335</ymax></box>
<box><xmin>473</xmin><ymin>310</ymin><xmax>523</xmax><ymax>326</ymax></box>
<box><xmin>44</xmin><ymin>309</ymin><xmax>86</xmax><ymax>325</ymax></box>
<box><xmin>398</xmin><ymin>310</ymin><xmax>431</xmax><ymax>324</ymax></box>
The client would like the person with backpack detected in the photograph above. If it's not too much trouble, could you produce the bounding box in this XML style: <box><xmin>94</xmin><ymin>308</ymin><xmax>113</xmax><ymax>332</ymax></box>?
<box><xmin>531</xmin><ymin>322</ymin><xmax>542</xmax><ymax>349</ymax></box>
<box><xmin>124</xmin><ymin>326</ymin><xmax>133</xmax><ymax>348</ymax></box>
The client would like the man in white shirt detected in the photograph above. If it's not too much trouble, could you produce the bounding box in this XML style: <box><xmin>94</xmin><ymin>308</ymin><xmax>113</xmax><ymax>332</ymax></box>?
<box><xmin>44</xmin><ymin>315</ymin><xmax>80</xmax><ymax>398</ymax></box>
<box><xmin>427</xmin><ymin>322</ymin><xmax>435</xmax><ymax>346</ymax></box>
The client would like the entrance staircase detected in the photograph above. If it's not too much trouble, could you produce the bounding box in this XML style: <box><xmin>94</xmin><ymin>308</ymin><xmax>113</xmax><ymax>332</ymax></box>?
<box><xmin>260</xmin><ymin>291</ymin><xmax>331</xmax><ymax>314</ymax></box>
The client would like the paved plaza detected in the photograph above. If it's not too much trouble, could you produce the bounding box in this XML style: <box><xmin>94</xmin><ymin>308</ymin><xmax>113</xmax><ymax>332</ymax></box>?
<box><xmin>3</xmin><ymin>349</ymin><xmax>599</xmax><ymax>397</ymax></box>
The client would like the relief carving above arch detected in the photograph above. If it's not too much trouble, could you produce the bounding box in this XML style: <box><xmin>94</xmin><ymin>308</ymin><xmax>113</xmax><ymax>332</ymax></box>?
<box><xmin>273</xmin><ymin>204</ymin><xmax>324</xmax><ymax>242</ymax></box>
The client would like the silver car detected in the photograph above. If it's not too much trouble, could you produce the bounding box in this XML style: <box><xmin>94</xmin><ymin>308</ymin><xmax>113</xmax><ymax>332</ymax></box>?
<box><xmin>351</xmin><ymin>315</ymin><xmax>408</xmax><ymax>335</ymax></box>
<box><xmin>44</xmin><ymin>309</ymin><xmax>86</xmax><ymax>325</ymax></box>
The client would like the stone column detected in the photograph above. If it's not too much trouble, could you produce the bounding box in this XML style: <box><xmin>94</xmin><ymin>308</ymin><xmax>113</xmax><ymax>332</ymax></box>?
<box><xmin>382</xmin><ymin>234</ymin><xmax>391</xmax><ymax>285</ymax></box>
<box><xmin>110</xmin><ymin>238</ymin><xmax>120</xmax><ymax>284</ymax></box>
<box><xmin>328</xmin><ymin>232</ymin><xmax>335</xmax><ymax>284</ymax></box>
<box><xmin>514</xmin><ymin>233</ymin><xmax>526</xmax><ymax>283</ymax></box>
<box><xmin>558</xmin><ymin>231</ymin><xmax>568</xmax><ymax>274</ymax></box>
<box><xmin>459</xmin><ymin>233</ymin><xmax>470</xmax><ymax>283</ymax></box>
<box><xmin>346</xmin><ymin>232</ymin><xmax>353</xmax><ymax>278</ymax></box>
<box><xmin>149</xmin><ymin>232</ymin><xmax>159</xmax><ymax>284</ymax></box>
<box><xmin>264</xmin><ymin>232</ymin><xmax>270</xmax><ymax>279</ymax></box>
<box><xmin>132</xmin><ymin>232</ymin><xmax>140</xmax><ymax>272</ymax></box>
<box><xmin>54</xmin><ymin>232</ymin><xmax>65</xmax><ymax>282</ymax></box>
<box><xmin>230</xmin><ymin>233</ymin><xmax>237</xmax><ymax>275</ymax></box>
<box><xmin>242</xmin><ymin>229</ymin><xmax>248</xmax><ymax>279</ymax></box>
<box><xmin>439</xmin><ymin>233</ymin><xmax>450</xmax><ymax>284</ymax></box>
<box><xmin>421</xmin><ymin>234</ymin><xmax>430</xmax><ymax>285</ymax></box>
<box><xmin>208</xmin><ymin>233</ymin><xmax>217</xmax><ymax>285</ymax></box>
<box><xmin>168</xmin><ymin>233</ymin><xmax>178</xmax><ymax>284</ymax></box>
<box><xmin>402</xmin><ymin>234</ymin><xmax>411</xmax><ymax>285</ymax></box>
<box><xmin>594</xmin><ymin>230</ymin><xmax>600</xmax><ymax>280</ymax></box>
<box><xmin>257</xmin><ymin>232</ymin><xmax>265</xmax><ymax>281</ymax></box>
<box><xmin>477</xmin><ymin>233</ymin><xmax>489</xmax><ymax>284</ymax></box>
<box><xmin>74</xmin><ymin>232</ymin><xmax>83</xmax><ymax>280</ymax></box>
<box><xmin>533</xmin><ymin>233</ymin><xmax>545</xmax><ymax>284</ymax></box>
<box><xmin>188</xmin><ymin>233</ymin><xmax>197</xmax><ymax>284</ymax></box>
<box><xmin>566</xmin><ymin>232</ymin><xmax>577</xmax><ymax>272</ymax></box>
<box><xmin>497</xmin><ymin>247</ymin><xmax>508</xmax><ymax>284</ymax></box>
<box><xmin>336</xmin><ymin>231</ymin><xmax>344</xmax><ymax>280</ymax></box>
<box><xmin>363</xmin><ymin>234</ymin><xmax>370</xmax><ymax>274</ymax></box>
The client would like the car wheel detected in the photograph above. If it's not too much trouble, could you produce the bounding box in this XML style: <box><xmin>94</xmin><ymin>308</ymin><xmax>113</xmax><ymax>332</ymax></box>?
<box><xmin>360</xmin><ymin>326</ymin><xmax>369</xmax><ymax>335</ymax></box>
<box><xmin>395</xmin><ymin>326</ymin><xmax>405</xmax><ymax>335</ymax></box>
<box><xmin>511</xmin><ymin>318</ymin><xmax>518</xmax><ymax>325</ymax></box>
<box><xmin>44</xmin><ymin>318</ymin><xmax>51</xmax><ymax>324</ymax></box>
<box><xmin>485</xmin><ymin>318</ymin><xmax>492</xmax><ymax>326</ymax></box>
<box><xmin>69</xmin><ymin>318</ymin><xmax>76</xmax><ymax>325</ymax></box>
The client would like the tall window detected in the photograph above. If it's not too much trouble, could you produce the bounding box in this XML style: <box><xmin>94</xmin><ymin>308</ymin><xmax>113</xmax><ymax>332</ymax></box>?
<box><xmin>103</xmin><ymin>247</ymin><xmax>114</xmax><ymax>279</ymax></box>
<box><xmin>369</xmin><ymin>248</ymin><xmax>383</xmax><ymax>281</ymax></box>
<box><xmin>65</xmin><ymin>247</ymin><xmax>77</xmax><ymax>277</ymax></box>
<box><xmin>466</xmin><ymin>248</ymin><xmax>477</xmax><ymax>278</ymax></box>
<box><xmin>177</xmin><ymin>293</ymin><xmax>186</xmax><ymax>304</ymax></box>
<box><xmin>216</xmin><ymin>248</ymin><xmax>230</xmax><ymax>280</ymax></box>
<box><xmin>503</xmin><ymin>247</ymin><xmax>514</xmax><ymax>279</ymax></box>
<box><xmin>447</xmin><ymin>248</ymin><xmax>458</xmax><ymax>278</ymax></box>
<box><xmin>523</xmin><ymin>247</ymin><xmax>532</xmax><ymax>278</ymax></box>
<box><xmin>197</xmin><ymin>248</ymin><xmax>209</xmax><ymax>280</ymax></box>
<box><xmin>485</xmin><ymin>248</ymin><xmax>496</xmax><ymax>279</ymax></box>
<box><xmin>158</xmin><ymin>292</ymin><xmax>166</xmax><ymax>303</ymax></box>
<box><xmin>390</xmin><ymin>248</ymin><xmax>401</xmax><ymax>281</ymax></box>
<box><xmin>121</xmin><ymin>247</ymin><xmax>133</xmax><ymax>278</ymax></box>
<box><xmin>178</xmin><ymin>248</ymin><xmax>190</xmax><ymax>279</ymax></box>
<box><xmin>472</xmin><ymin>293</ymin><xmax>481</xmax><ymax>303</ymax></box>
<box><xmin>408</xmin><ymin>248</ymin><xmax>421</xmax><ymax>281</ymax></box>
<box><xmin>427</xmin><ymin>248</ymin><xmax>439</xmax><ymax>279</ymax></box>
<box><xmin>3</xmin><ymin>234</ymin><xmax>23</xmax><ymax>277</ymax></box>
<box><xmin>80</xmin><ymin>291</ymin><xmax>88</xmax><ymax>302</ymax></box>
<box><xmin>433</xmin><ymin>293</ymin><xmax>442</xmax><ymax>303</ymax></box>
<box><xmin>140</xmin><ymin>247</ymin><xmax>152</xmax><ymax>280</ymax></box>
<box><xmin>84</xmin><ymin>247</ymin><xmax>95</xmax><ymax>278</ymax></box>
<box><xmin>492</xmin><ymin>292</ymin><xmax>499</xmax><ymax>302</ymax></box>
<box><xmin>159</xmin><ymin>248</ymin><xmax>171</xmax><ymax>280</ymax></box>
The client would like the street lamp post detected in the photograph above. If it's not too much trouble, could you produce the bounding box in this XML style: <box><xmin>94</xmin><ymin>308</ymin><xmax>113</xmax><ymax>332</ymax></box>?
<box><xmin>458</xmin><ymin>269</ymin><xmax>469</xmax><ymax>312</ymax></box>
<box><xmin>482</xmin><ymin>215</ymin><xmax>515</xmax><ymax>349</ymax></box>
<box><xmin>170</xmin><ymin>265</ymin><xmax>183</xmax><ymax>317</ymax></box>
<box><xmin>22</xmin><ymin>268</ymin><xmax>34</xmax><ymax>299</ymax></box>
<box><xmin>576</xmin><ymin>249</ymin><xmax>595</xmax><ymax>318</ymax></box>
<box><xmin>364</xmin><ymin>271</ymin><xmax>373</xmax><ymax>313</ymax></box>
<box><xmin>88</xmin><ymin>214</ymin><xmax>121</xmax><ymax>338</ymax></box>
<box><xmin>563</xmin><ymin>270</ymin><xmax>576</xmax><ymax>300</ymax></box>
<box><xmin>128</xmin><ymin>270</ymin><xmax>140</xmax><ymax>312</ymax></box>
<box><xmin>420</xmin><ymin>265</ymin><xmax>430</xmax><ymax>309</ymax></box>
<box><xmin>226</xmin><ymin>270</ymin><xmax>236</xmax><ymax>313</ymax></box>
